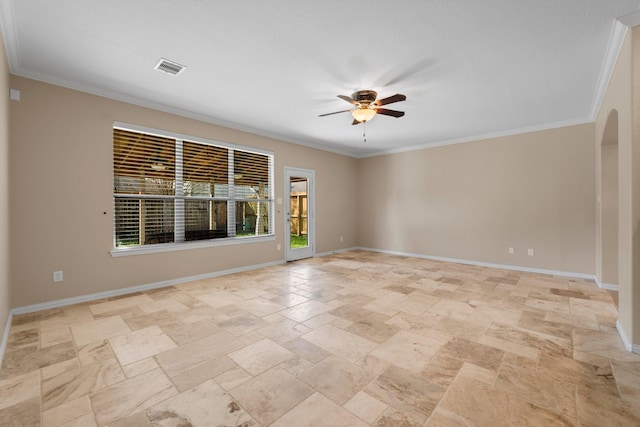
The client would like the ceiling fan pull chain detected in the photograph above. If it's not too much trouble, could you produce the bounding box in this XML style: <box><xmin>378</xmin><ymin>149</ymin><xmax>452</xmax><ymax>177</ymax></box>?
<box><xmin>363</xmin><ymin>121</ymin><xmax>367</xmax><ymax>143</ymax></box>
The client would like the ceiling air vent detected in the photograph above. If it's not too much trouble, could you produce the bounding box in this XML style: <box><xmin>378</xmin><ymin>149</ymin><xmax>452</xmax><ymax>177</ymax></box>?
<box><xmin>154</xmin><ymin>58</ymin><xmax>186</xmax><ymax>76</ymax></box>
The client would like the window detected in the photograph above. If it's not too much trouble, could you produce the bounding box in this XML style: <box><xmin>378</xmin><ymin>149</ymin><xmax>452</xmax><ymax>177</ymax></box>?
<box><xmin>113</xmin><ymin>125</ymin><xmax>273</xmax><ymax>250</ymax></box>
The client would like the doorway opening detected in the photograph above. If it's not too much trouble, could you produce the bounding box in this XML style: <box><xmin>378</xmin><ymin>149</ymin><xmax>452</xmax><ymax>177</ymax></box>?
<box><xmin>600</xmin><ymin>109</ymin><xmax>619</xmax><ymax>289</ymax></box>
<box><xmin>285</xmin><ymin>168</ymin><xmax>315</xmax><ymax>261</ymax></box>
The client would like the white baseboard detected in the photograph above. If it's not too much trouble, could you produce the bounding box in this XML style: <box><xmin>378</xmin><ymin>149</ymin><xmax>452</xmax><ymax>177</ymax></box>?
<box><xmin>11</xmin><ymin>260</ymin><xmax>285</xmax><ymax>316</ymax></box>
<box><xmin>314</xmin><ymin>247</ymin><xmax>360</xmax><ymax>258</ymax></box>
<box><xmin>0</xmin><ymin>311</ymin><xmax>13</xmax><ymax>368</ymax></box>
<box><xmin>594</xmin><ymin>276</ymin><xmax>619</xmax><ymax>291</ymax></box>
<box><xmin>356</xmin><ymin>247</ymin><xmax>596</xmax><ymax>281</ymax></box>
<box><xmin>616</xmin><ymin>320</ymin><xmax>633</xmax><ymax>352</ymax></box>
<box><xmin>0</xmin><ymin>259</ymin><xmax>286</xmax><ymax>366</ymax></box>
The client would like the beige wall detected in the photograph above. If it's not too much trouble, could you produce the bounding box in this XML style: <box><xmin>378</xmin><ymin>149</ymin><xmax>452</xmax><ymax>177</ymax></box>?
<box><xmin>632</xmin><ymin>27</ymin><xmax>640</xmax><ymax>346</ymax></box>
<box><xmin>596</xmin><ymin>28</ymin><xmax>635</xmax><ymax>345</ymax></box>
<box><xmin>357</xmin><ymin>124</ymin><xmax>596</xmax><ymax>274</ymax></box>
<box><xmin>9</xmin><ymin>76</ymin><xmax>358</xmax><ymax>307</ymax></box>
<box><xmin>0</xmin><ymin>28</ymin><xmax>10</xmax><ymax>334</ymax></box>
<box><xmin>600</xmin><ymin>140</ymin><xmax>619</xmax><ymax>285</ymax></box>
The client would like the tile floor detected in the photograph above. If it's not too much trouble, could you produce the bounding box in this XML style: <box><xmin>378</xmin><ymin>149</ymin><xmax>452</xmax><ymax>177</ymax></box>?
<box><xmin>1</xmin><ymin>250</ymin><xmax>639</xmax><ymax>426</ymax></box>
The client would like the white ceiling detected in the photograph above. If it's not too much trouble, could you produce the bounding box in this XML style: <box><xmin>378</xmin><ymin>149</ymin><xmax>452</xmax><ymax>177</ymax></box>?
<box><xmin>1</xmin><ymin>0</ymin><xmax>639</xmax><ymax>157</ymax></box>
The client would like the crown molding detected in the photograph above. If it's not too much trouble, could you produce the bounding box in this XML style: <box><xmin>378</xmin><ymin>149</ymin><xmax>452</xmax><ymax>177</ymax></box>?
<box><xmin>0</xmin><ymin>0</ymin><xmax>19</xmax><ymax>73</ymax></box>
<box><xmin>618</xmin><ymin>9</ymin><xmax>640</xmax><ymax>27</ymax></box>
<box><xmin>589</xmin><ymin>20</ymin><xmax>629</xmax><ymax>121</ymax></box>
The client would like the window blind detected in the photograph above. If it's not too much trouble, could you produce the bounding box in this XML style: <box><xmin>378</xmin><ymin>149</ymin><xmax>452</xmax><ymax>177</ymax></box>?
<box><xmin>113</xmin><ymin>126</ymin><xmax>273</xmax><ymax>248</ymax></box>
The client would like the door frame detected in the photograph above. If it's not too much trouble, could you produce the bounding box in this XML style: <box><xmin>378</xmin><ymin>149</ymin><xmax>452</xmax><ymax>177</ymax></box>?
<box><xmin>284</xmin><ymin>167</ymin><xmax>315</xmax><ymax>261</ymax></box>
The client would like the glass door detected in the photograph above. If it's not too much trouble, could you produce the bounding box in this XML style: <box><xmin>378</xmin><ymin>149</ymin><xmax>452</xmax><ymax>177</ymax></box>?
<box><xmin>285</xmin><ymin>167</ymin><xmax>314</xmax><ymax>261</ymax></box>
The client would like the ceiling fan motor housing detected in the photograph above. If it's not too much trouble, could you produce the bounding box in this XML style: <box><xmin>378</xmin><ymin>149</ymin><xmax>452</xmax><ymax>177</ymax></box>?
<box><xmin>353</xmin><ymin>90</ymin><xmax>377</xmax><ymax>105</ymax></box>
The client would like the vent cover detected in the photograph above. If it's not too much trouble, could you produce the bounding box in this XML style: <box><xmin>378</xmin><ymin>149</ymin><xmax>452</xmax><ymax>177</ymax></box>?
<box><xmin>154</xmin><ymin>58</ymin><xmax>186</xmax><ymax>76</ymax></box>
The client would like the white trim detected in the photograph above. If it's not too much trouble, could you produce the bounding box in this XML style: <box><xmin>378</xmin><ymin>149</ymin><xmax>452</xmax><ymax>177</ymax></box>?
<box><xmin>314</xmin><ymin>247</ymin><xmax>360</xmax><ymax>258</ymax></box>
<box><xmin>284</xmin><ymin>167</ymin><xmax>315</xmax><ymax>262</ymax></box>
<box><xmin>357</xmin><ymin>117</ymin><xmax>592</xmax><ymax>159</ymax></box>
<box><xmin>111</xmin><ymin>234</ymin><xmax>275</xmax><ymax>257</ymax></box>
<box><xmin>589</xmin><ymin>20</ymin><xmax>628</xmax><ymax>121</ymax></box>
<box><xmin>13</xmin><ymin>69</ymin><xmax>355</xmax><ymax>158</ymax></box>
<box><xmin>616</xmin><ymin>320</ymin><xmax>633</xmax><ymax>352</ymax></box>
<box><xmin>593</xmin><ymin>276</ymin><xmax>619</xmax><ymax>291</ymax></box>
<box><xmin>0</xmin><ymin>259</ymin><xmax>285</xmax><ymax>364</ymax></box>
<box><xmin>0</xmin><ymin>311</ymin><xmax>13</xmax><ymax>368</ymax></box>
<box><xmin>618</xmin><ymin>10</ymin><xmax>640</xmax><ymax>27</ymax></box>
<box><xmin>0</xmin><ymin>0</ymin><xmax>20</xmax><ymax>74</ymax></box>
<box><xmin>11</xmin><ymin>260</ymin><xmax>285</xmax><ymax>316</ymax></box>
<box><xmin>356</xmin><ymin>246</ymin><xmax>596</xmax><ymax>280</ymax></box>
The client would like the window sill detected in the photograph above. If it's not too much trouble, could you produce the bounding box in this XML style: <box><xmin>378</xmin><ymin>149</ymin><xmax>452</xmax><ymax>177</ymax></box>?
<box><xmin>110</xmin><ymin>234</ymin><xmax>275</xmax><ymax>257</ymax></box>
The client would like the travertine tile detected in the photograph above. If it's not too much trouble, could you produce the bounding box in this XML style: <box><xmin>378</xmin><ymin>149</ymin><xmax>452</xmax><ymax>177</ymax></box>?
<box><xmin>42</xmin><ymin>395</ymin><xmax>93</xmax><ymax>427</ymax></box>
<box><xmin>345</xmin><ymin>313</ymin><xmax>401</xmax><ymax>344</ymax></box>
<box><xmin>77</xmin><ymin>340</ymin><xmax>115</xmax><ymax>366</ymax></box>
<box><xmin>89</xmin><ymin>295</ymin><xmax>154</xmax><ymax>316</ymax></box>
<box><xmin>235</xmin><ymin>297</ymin><xmax>286</xmax><ymax>317</ymax></box>
<box><xmin>1</xmin><ymin>340</ymin><xmax>76</xmax><ymax>377</ymax></box>
<box><xmin>421</xmin><ymin>353</ymin><xmax>464</xmax><ymax>386</ymax></box>
<box><xmin>271</xmin><ymin>392</ymin><xmax>369</xmax><ymax>427</ymax></box>
<box><xmin>214</xmin><ymin>367</ymin><xmax>252</xmax><ymax>390</ymax></box>
<box><xmin>493</xmin><ymin>362</ymin><xmax>577</xmax><ymax>420</ymax></box>
<box><xmin>439</xmin><ymin>336</ymin><xmax>504</xmax><ymax>370</ymax></box>
<box><xmin>256</xmin><ymin>317</ymin><xmax>311</xmax><ymax>343</ymax></box>
<box><xmin>280</xmin><ymin>300</ymin><xmax>335</xmax><ymax>322</ymax></box>
<box><xmin>440</xmin><ymin>376</ymin><xmax>574</xmax><ymax>426</ymax></box>
<box><xmin>0</xmin><ymin>397</ymin><xmax>40</xmax><ymax>427</ymax></box>
<box><xmin>6</xmin><ymin>328</ymin><xmax>38</xmax><ymax>349</ymax></box>
<box><xmin>229</xmin><ymin>366</ymin><xmax>313</xmax><ymax>425</ymax></box>
<box><xmin>366</xmin><ymin>365</ymin><xmax>444</xmax><ymax>424</ymax></box>
<box><xmin>298</xmin><ymin>355</ymin><xmax>375</xmax><ymax>404</ymax></box>
<box><xmin>159</xmin><ymin>318</ymin><xmax>223</xmax><ymax>345</ymax></box>
<box><xmin>611</xmin><ymin>360</ymin><xmax>640</xmax><ymax>404</ymax></box>
<box><xmin>137</xmin><ymin>298</ymin><xmax>188</xmax><ymax>314</ymax></box>
<box><xmin>42</xmin><ymin>357</ymin><xmax>125</xmax><ymax>410</ymax></box>
<box><xmin>40</xmin><ymin>327</ymin><xmax>73</xmax><ymax>348</ymax></box>
<box><xmin>70</xmin><ymin>316</ymin><xmax>131</xmax><ymax>347</ymax></box>
<box><xmin>228</xmin><ymin>338</ymin><xmax>294</xmax><ymax>375</ymax></box>
<box><xmin>90</xmin><ymin>368</ymin><xmax>178</xmax><ymax>425</ymax></box>
<box><xmin>146</xmin><ymin>379</ymin><xmax>256</xmax><ymax>427</ymax></box>
<box><xmin>303</xmin><ymin>324</ymin><xmax>377</xmax><ymax>363</ymax></box>
<box><xmin>120</xmin><ymin>358</ymin><xmax>158</xmax><ymax>379</ymax></box>
<box><xmin>375</xmin><ymin>408</ymin><xmax>424</xmax><ymax>427</ymax></box>
<box><xmin>0</xmin><ymin>370</ymin><xmax>40</xmax><ymax>411</ymax></box>
<box><xmin>344</xmin><ymin>390</ymin><xmax>388</xmax><ymax>424</ymax></box>
<box><xmin>155</xmin><ymin>330</ymin><xmax>242</xmax><ymax>377</ymax></box>
<box><xmin>283</xmin><ymin>336</ymin><xmax>330</xmax><ymax>363</ymax></box>
<box><xmin>41</xmin><ymin>358</ymin><xmax>80</xmax><ymax>381</ymax></box>
<box><xmin>0</xmin><ymin>251</ymin><xmax>636</xmax><ymax>426</ymax></box>
<box><xmin>169</xmin><ymin>355</ymin><xmax>237</xmax><ymax>392</ymax></box>
<box><xmin>371</xmin><ymin>330</ymin><xmax>448</xmax><ymax>373</ymax></box>
<box><xmin>109</xmin><ymin>326</ymin><xmax>177</xmax><ymax>365</ymax></box>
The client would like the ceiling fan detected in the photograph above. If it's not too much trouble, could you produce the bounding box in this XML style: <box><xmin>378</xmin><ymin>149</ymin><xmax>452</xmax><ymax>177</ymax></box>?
<box><xmin>319</xmin><ymin>90</ymin><xmax>406</xmax><ymax>125</ymax></box>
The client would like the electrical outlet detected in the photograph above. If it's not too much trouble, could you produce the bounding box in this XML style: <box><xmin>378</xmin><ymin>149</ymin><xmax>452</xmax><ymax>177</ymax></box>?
<box><xmin>277</xmin><ymin>244</ymin><xmax>281</xmax><ymax>251</ymax></box>
<box><xmin>53</xmin><ymin>271</ymin><xmax>63</xmax><ymax>282</ymax></box>
<box><xmin>340</xmin><ymin>236</ymin><xmax>344</xmax><ymax>242</ymax></box>
<box><xmin>508</xmin><ymin>247</ymin><xmax>514</xmax><ymax>254</ymax></box>
<box><xmin>528</xmin><ymin>249</ymin><xmax>535</xmax><ymax>256</ymax></box>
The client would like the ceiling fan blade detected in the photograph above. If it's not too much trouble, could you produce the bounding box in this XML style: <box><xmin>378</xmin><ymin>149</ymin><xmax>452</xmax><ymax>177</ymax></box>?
<box><xmin>374</xmin><ymin>94</ymin><xmax>406</xmax><ymax>106</ymax></box>
<box><xmin>318</xmin><ymin>109</ymin><xmax>352</xmax><ymax>117</ymax></box>
<box><xmin>337</xmin><ymin>95</ymin><xmax>358</xmax><ymax>105</ymax></box>
<box><xmin>375</xmin><ymin>108</ymin><xmax>405</xmax><ymax>118</ymax></box>
<box><xmin>351</xmin><ymin>119</ymin><xmax>362</xmax><ymax>125</ymax></box>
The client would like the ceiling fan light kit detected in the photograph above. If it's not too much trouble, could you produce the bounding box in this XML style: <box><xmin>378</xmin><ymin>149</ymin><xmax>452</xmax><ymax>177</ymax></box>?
<box><xmin>352</xmin><ymin>108</ymin><xmax>377</xmax><ymax>122</ymax></box>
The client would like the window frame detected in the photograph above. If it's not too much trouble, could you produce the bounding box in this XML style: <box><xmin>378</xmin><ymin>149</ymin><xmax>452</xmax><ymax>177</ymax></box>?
<box><xmin>111</xmin><ymin>122</ymin><xmax>275</xmax><ymax>257</ymax></box>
